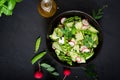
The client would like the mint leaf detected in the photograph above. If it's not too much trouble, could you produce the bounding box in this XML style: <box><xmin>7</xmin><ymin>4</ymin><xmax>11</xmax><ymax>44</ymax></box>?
<box><xmin>41</xmin><ymin>63</ymin><xmax>51</xmax><ymax>68</ymax></box>
<box><xmin>52</xmin><ymin>72</ymin><xmax>59</xmax><ymax>76</ymax></box>
<box><xmin>41</xmin><ymin>63</ymin><xmax>59</xmax><ymax>76</ymax></box>
<box><xmin>46</xmin><ymin>67</ymin><xmax>55</xmax><ymax>72</ymax></box>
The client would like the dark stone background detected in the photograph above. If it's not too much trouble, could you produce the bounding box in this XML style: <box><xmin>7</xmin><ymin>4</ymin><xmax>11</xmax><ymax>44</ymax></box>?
<box><xmin>0</xmin><ymin>0</ymin><xmax>120</xmax><ymax>80</ymax></box>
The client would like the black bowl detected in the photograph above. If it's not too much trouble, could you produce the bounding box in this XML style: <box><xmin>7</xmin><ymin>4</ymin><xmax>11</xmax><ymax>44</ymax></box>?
<box><xmin>46</xmin><ymin>10</ymin><xmax>103</xmax><ymax>67</ymax></box>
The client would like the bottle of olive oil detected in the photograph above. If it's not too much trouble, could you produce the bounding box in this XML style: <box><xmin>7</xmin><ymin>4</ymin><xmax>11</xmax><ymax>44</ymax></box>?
<box><xmin>38</xmin><ymin>0</ymin><xmax>57</xmax><ymax>18</ymax></box>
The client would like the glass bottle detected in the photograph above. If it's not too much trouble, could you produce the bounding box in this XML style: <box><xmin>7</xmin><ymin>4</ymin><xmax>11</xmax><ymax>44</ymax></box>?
<box><xmin>37</xmin><ymin>0</ymin><xmax>57</xmax><ymax>18</ymax></box>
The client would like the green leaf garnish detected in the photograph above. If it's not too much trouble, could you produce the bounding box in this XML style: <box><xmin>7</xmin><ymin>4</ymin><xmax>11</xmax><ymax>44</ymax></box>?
<box><xmin>34</xmin><ymin>37</ymin><xmax>41</xmax><ymax>53</ymax></box>
<box><xmin>41</xmin><ymin>63</ymin><xmax>59</xmax><ymax>76</ymax></box>
<box><xmin>81</xmin><ymin>64</ymin><xmax>98</xmax><ymax>79</ymax></box>
<box><xmin>31</xmin><ymin>51</ymin><xmax>46</xmax><ymax>64</ymax></box>
<box><xmin>46</xmin><ymin>67</ymin><xmax>55</xmax><ymax>72</ymax></box>
<box><xmin>52</xmin><ymin>72</ymin><xmax>59</xmax><ymax>76</ymax></box>
<box><xmin>0</xmin><ymin>0</ymin><xmax>22</xmax><ymax>17</ymax></box>
<box><xmin>41</xmin><ymin>63</ymin><xmax>51</xmax><ymax>68</ymax></box>
<box><xmin>41</xmin><ymin>63</ymin><xmax>55</xmax><ymax>72</ymax></box>
<box><xmin>92</xmin><ymin>5</ymin><xmax>108</xmax><ymax>20</ymax></box>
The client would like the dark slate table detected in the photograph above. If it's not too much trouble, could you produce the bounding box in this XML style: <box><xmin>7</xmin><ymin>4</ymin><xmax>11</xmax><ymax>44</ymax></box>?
<box><xmin>0</xmin><ymin>0</ymin><xmax>120</xmax><ymax>80</ymax></box>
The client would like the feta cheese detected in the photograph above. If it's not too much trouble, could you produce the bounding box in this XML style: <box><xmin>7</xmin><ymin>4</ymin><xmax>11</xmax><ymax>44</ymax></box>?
<box><xmin>59</xmin><ymin>37</ymin><xmax>64</xmax><ymax>44</ymax></box>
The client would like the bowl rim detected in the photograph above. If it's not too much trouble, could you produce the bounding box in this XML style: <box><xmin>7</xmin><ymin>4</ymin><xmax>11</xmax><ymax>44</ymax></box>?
<box><xmin>46</xmin><ymin>10</ymin><xmax>103</xmax><ymax>68</ymax></box>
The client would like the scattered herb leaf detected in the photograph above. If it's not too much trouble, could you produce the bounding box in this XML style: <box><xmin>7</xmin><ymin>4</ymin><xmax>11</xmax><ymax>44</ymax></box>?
<box><xmin>31</xmin><ymin>51</ymin><xmax>46</xmax><ymax>64</ymax></box>
<box><xmin>46</xmin><ymin>67</ymin><xmax>55</xmax><ymax>72</ymax></box>
<box><xmin>81</xmin><ymin>64</ymin><xmax>98</xmax><ymax>79</ymax></box>
<box><xmin>52</xmin><ymin>72</ymin><xmax>59</xmax><ymax>76</ymax></box>
<box><xmin>41</xmin><ymin>63</ymin><xmax>51</xmax><ymax>68</ymax></box>
<box><xmin>34</xmin><ymin>37</ymin><xmax>41</xmax><ymax>53</ymax></box>
<box><xmin>92</xmin><ymin>5</ymin><xmax>108</xmax><ymax>20</ymax></box>
<box><xmin>41</xmin><ymin>63</ymin><xmax>59</xmax><ymax>76</ymax></box>
<box><xmin>0</xmin><ymin>0</ymin><xmax>22</xmax><ymax>17</ymax></box>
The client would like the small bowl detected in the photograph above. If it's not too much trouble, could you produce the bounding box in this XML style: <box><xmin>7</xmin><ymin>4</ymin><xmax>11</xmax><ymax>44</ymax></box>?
<box><xmin>46</xmin><ymin>10</ymin><xmax>103</xmax><ymax>67</ymax></box>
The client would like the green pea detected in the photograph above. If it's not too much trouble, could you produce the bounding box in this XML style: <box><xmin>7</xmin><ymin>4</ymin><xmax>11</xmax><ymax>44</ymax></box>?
<box><xmin>31</xmin><ymin>51</ymin><xmax>46</xmax><ymax>65</ymax></box>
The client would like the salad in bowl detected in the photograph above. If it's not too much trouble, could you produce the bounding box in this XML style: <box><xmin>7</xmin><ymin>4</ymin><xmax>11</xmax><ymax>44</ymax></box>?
<box><xmin>47</xmin><ymin>11</ymin><xmax>102</xmax><ymax>66</ymax></box>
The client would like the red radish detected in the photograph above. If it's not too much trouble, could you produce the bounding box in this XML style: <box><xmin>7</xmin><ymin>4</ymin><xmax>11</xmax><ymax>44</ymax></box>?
<box><xmin>61</xmin><ymin>17</ymin><xmax>66</xmax><ymax>24</ymax></box>
<box><xmin>82</xmin><ymin>19</ymin><xmax>89</xmax><ymax>26</ymax></box>
<box><xmin>64</xmin><ymin>69</ymin><xmax>71</xmax><ymax>76</ymax></box>
<box><xmin>63</xmin><ymin>69</ymin><xmax>71</xmax><ymax>80</ymax></box>
<box><xmin>34</xmin><ymin>71</ymin><xmax>43</xmax><ymax>79</ymax></box>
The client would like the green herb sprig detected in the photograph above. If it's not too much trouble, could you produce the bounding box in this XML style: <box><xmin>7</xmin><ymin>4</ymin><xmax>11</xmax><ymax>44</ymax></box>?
<box><xmin>41</xmin><ymin>63</ymin><xmax>59</xmax><ymax>76</ymax></box>
<box><xmin>92</xmin><ymin>5</ymin><xmax>108</xmax><ymax>20</ymax></box>
<box><xmin>0</xmin><ymin>0</ymin><xmax>22</xmax><ymax>17</ymax></box>
<box><xmin>81</xmin><ymin>64</ymin><xmax>98</xmax><ymax>80</ymax></box>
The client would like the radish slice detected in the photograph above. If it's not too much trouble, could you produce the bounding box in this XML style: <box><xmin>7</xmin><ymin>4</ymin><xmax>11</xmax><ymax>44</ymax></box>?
<box><xmin>76</xmin><ymin>56</ymin><xmax>81</xmax><ymax>63</ymax></box>
<box><xmin>69</xmin><ymin>41</ymin><xmax>75</xmax><ymax>46</ymax></box>
<box><xmin>82</xmin><ymin>19</ymin><xmax>89</xmax><ymax>26</ymax></box>
<box><xmin>61</xmin><ymin>17</ymin><xmax>66</xmax><ymax>24</ymax></box>
<box><xmin>80</xmin><ymin>46</ymin><xmax>90</xmax><ymax>53</ymax></box>
<box><xmin>82</xmin><ymin>25</ymin><xmax>89</xmax><ymax>30</ymax></box>
<box><xmin>83</xmin><ymin>48</ymin><xmax>90</xmax><ymax>53</ymax></box>
<box><xmin>82</xmin><ymin>26</ymin><xmax>88</xmax><ymax>30</ymax></box>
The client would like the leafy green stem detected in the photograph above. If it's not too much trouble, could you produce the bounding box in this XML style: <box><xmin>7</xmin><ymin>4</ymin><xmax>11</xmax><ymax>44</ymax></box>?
<box><xmin>92</xmin><ymin>5</ymin><xmax>108</xmax><ymax>20</ymax></box>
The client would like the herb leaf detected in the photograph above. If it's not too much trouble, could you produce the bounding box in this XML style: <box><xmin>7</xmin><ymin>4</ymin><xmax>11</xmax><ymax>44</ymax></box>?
<box><xmin>41</xmin><ymin>63</ymin><xmax>55</xmax><ymax>72</ymax></box>
<box><xmin>92</xmin><ymin>5</ymin><xmax>108</xmax><ymax>20</ymax></box>
<box><xmin>81</xmin><ymin>64</ymin><xmax>98</xmax><ymax>79</ymax></box>
<box><xmin>46</xmin><ymin>67</ymin><xmax>55</xmax><ymax>72</ymax></box>
<box><xmin>8</xmin><ymin>0</ymin><xmax>16</xmax><ymax>10</ymax></box>
<box><xmin>34</xmin><ymin>37</ymin><xmax>41</xmax><ymax>53</ymax></box>
<box><xmin>41</xmin><ymin>63</ymin><xmax>51</xmax><ymax>68</ymax></box>
<box><xmin>0</xmin><ymin>0</ymin><xmax>22</xmax><ymax>17</ymax></box>
<box><xmin>52</xmin><ymin>72</ymin><xmax>59</xmax><ymax>76</ymax></box>
<box><xmin>41</xmin><ymin>63</ymin><xmax>59</xmax><ymax>76</ymax></box>
<box><xmin>31</xmin><ymin>51</ymin><xmax>46</xmax><ymax>64</ymax></box>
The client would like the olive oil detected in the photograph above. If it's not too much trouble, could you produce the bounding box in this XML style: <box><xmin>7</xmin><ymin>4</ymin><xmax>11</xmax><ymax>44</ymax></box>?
<box><xmin>38</xmin><ymin>0</ymin><xmax>57</xmax><ymax>18</ymax></box>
